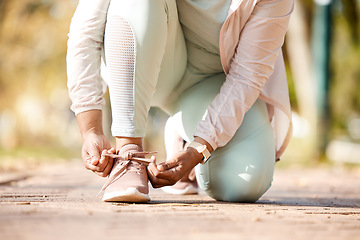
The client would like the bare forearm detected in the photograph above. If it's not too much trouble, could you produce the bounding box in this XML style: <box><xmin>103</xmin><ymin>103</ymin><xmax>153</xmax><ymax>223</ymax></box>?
<box><xmin>76</xmin><ymin>110</ymin><xmax>104</xmax><ymax>139</ymax></box>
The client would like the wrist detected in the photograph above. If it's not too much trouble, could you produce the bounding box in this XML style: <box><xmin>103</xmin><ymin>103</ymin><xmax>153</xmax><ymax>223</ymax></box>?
<box><xmin>186</xmin><ymin>147</ymin><xmax>204</xmax><ymax>164</ymax></box>
<box><xmin>193</xmin><ymin>136</ymin><xmax>214</xmax><ymax>153</ymax></box>
<box><xmin>82</xmin><ymin>130</ymin><xmax>104</xmax><ymax>140</ymax></box>
<box><xmin>76</xmin><ymin>110</ymin><xmax>104</xmax><ymax>139</ymax></box>
<box><xmin>187</xmin><ymin>139</ymin><xmax>212</xmax><ymax>164</ymax></box>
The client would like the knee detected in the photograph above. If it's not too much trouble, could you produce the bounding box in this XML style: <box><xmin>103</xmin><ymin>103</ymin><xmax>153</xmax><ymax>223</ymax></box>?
<box><xmin>205</xmin><ymin>170</ymin><xmax>272</xmax><ymax>203</ymax></box>
<box><xmin>196</xmin><ymin>156</ymin><xmax>274</xmax><ymax>203</ymax></box>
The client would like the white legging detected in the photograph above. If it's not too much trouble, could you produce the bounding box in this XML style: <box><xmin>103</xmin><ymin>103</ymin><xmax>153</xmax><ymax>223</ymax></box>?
<box><xmin>104</xmin><ymin>0</ymin><xmax>279</xmax><ymax>202</ymax></box>
<box><xmin>105</xmin><ymin>0</ymin><xmax>186</xmax><ymax>137</ymax></box>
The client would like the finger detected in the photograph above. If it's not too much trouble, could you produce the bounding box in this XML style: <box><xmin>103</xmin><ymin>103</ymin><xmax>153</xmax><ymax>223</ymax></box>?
<box><xmin>83</xmin><ymin>154</ymin><xmax>103</xmax><ymax>172</ymax></box>
<box><xmin>148</xmin><ymin>163</ymin><xmax>161</xmax><ymax>177</ymax></box>
<box><xmin>151</xmin><ymin>178</ymin><xmax>175</xmax><ymax>188</ymax></box>
<box><xmin>151</xmin><ymin>155</ymin><xmax>156</xmax><ymax>164</ymax></box>
<box><xmin>94</xmin><ymin>149</ymin><xmax>114</xmax><ymax>173</ymax></box>
<box><xmin>85</xmin><ymin>157</ymin><xmax>101</xmax><ymax>169</ymax></box>
<box><xmin>147</xmin><ymin>166</ymin><xmax>175</xmax><ymax>188</ymax></box>
<box><xmin>85</xmin><ymin>162</ymin><xmax>103</xmax><ymax>172</ymax></box>
<box><xmin>95</xmin><ymin>148</ymin><xmax>113</xmax><ymax>171</ymax></box>
<box><xmin>99</xmin><ymin>149</ymin><xmax>109</xmax><ymax>165</ymax></box>
<box><xmin>157</xmin><ymin>159</ymin><xmax>178</xmax><ymax>171</ymax></box>
<box><xmin>102</xmin><ymin>156</ymin><xmax>114</xmax><ymax>176</ymax></box>
<box><xmin>155</xmin><ymin>166</ymin><xmax>182</xmax><ymax>180</ymax></box>
<box><xmin>100</xmin><ymin>149</ymin><xmax>107</xmax><ymax>159</ymax></box>
<box><xmin>93</xmin><ymin>170</ymin><xmax>107</xmax><ymax>177</ymax></box>
<box><xmin>92</xmin><ymin>149</ymin><xmax>115</xmax><ymax>176</ymax></box>
<box><xmin>88</xmin><ymin>148</ymin><xmax>101</xmax><ymax>166</ymax></box>
<box><xmin>94</xmin><ymin>159</ymin><xmax>113</xmax><ymax>177</ymax></box>
<box><xmin>148</xmin><ymin>163</ymin><xmax>183</xmax><ymax>186</ymax></box>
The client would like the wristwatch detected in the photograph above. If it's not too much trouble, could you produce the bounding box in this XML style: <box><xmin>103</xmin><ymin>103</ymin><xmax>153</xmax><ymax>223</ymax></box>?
<box><xmin>187</xmin><ymin>141</ymin><xmax>211</xmax><ymax>164</ymax></box>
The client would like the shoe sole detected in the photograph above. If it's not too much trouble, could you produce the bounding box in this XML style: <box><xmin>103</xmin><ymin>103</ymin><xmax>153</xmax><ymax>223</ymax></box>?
<box><xmin>102</xmin><ymin>187</ymin><xmax>150</xmax><ymax>203</ymax></box>
<box><xmin>162</xmin><ymin>185</ymin><xmax>198</xmax><ymax>195</ymax></box>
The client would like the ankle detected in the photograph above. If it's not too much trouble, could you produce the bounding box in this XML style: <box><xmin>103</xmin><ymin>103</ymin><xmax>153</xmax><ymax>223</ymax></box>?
<box><xmin>116</xmin><ymin>137</ymin><xmax>143</xmax><ymax>152</ymax></box>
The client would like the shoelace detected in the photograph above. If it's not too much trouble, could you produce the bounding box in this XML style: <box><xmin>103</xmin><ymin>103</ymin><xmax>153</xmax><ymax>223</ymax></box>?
<box><xmin>97</xmin><ymin>151</ymin><xmax>156</xmax><ymax>197</ymax></box>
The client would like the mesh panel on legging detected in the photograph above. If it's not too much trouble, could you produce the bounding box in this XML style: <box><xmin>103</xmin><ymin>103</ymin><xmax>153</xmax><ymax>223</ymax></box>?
<box><xmin>104</xmin><ymin>16</ymin><xmax>137</xmax><ymax>135</ymax></box>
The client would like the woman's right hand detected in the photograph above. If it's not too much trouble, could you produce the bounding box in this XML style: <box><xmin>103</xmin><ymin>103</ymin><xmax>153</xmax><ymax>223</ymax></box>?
<box><xmin>76</xmin><ymin>110</ymin><xmax>114</xmax><ymax>177</ymax></box>
<box><xmin>81</xmin><ymin>132</ymin><xmax>115</xmax><ymax>177</ymax></box>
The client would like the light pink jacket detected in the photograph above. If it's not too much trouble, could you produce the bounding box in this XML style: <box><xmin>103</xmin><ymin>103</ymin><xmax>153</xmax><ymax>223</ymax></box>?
<box><xmin>195</xmin><ymin>0</ymin><xmax>294</xmax><ymax>159</ymax></box>
<box><xmin>67</xmin><ymin>0</ymin><xmax>294</xmax><ymax>160</ymax></box>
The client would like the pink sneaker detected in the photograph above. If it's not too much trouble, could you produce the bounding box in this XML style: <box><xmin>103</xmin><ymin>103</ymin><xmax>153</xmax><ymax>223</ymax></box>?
<box><xmin>162</xmin><ymin>168</ymin><xmax>198</xmax><ymax>195</ymax></box>
<box><xmin>162</xmin><ymin>179</ymin><xmax>198</xmax><ymax>195</ymax></box>
<box><xmin>98</xmin><ymin>144</ymin><xmax>155</xmax><ymax>203</ymax></box>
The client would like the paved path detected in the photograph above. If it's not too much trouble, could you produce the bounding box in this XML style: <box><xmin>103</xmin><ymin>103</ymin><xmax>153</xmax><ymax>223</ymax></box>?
<box><xmin>0</xmin><ymin>161</ymin><xmax>359</xmax><ymax>240</ymax></box>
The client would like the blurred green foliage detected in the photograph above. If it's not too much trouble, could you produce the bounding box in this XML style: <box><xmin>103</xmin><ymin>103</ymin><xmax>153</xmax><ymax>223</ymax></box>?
<box><xmin>0</xmin><ymin>0</ymin><xmax>79</xmax><ymax>162</ymax></box>
<box><xmin>329</xmin><ymin>0</ymin><xmax>360</xmax><ymax>139</ymax></box>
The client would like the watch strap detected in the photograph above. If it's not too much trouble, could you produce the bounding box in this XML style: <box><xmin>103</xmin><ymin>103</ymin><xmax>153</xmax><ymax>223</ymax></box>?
<box><xmin>187</xmin><ymin>141</ymin><xmax>211</xmax><ymax>164</ymax></box>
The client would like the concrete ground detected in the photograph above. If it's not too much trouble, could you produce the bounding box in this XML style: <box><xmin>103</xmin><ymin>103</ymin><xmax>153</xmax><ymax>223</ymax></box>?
<box><xmin>0</xmin><ymin>160</ymin><xmax>359</xmax><ymax>240</ymax></box>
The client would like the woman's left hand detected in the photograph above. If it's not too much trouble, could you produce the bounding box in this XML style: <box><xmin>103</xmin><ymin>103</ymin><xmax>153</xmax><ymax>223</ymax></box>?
<box><xmin>147</xmin><ymin>147</ymin><xmax>203</xmax><ymax>188</ymax></box>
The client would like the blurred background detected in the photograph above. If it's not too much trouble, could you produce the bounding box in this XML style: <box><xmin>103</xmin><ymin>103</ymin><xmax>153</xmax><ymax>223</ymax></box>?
<box><xmin>0</xmin><ymin>0</ymin><xmax>359</xmax><ymax>171</ymax></box>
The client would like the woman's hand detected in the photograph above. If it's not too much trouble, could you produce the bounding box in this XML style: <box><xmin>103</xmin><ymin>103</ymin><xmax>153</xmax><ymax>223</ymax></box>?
<box><xmin>76</xmin><ymin>110</ymin><xmax>115</xmax><ymax>177</ymax></box>
<box><xmin>82</xmin><ymin>132</ymin><xmax>115</xmax><ymax>177</ymax></box>
<box><xmin>147</xmin><ymin>147</ymin><xmax>203</xmax><ymax>188</ymax></box>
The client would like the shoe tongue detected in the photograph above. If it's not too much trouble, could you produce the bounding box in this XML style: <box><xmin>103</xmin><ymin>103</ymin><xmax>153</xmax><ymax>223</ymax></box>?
<box><xmin>118</xmin><ymin>144</ymin><xmax>143</xmax><ymax>158</ymax></box>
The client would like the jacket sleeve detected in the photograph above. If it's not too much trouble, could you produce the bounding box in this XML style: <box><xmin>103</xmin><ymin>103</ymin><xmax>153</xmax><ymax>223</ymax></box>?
<box><xmin>194</xmin><ymin>0</ymin><xmax>294</xmax><ymax>150</ymax></box>
<box><xmin>66</xmin><ymin>0</ymin><xmax>111</xmax><ymax>115</ymax></box>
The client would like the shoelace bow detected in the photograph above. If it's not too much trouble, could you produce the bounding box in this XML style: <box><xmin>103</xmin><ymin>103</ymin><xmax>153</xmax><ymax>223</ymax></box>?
<box><xmin>97</xmin><ymin>151</ymin><xmax>156</xmax><ymax>197</ymax></box>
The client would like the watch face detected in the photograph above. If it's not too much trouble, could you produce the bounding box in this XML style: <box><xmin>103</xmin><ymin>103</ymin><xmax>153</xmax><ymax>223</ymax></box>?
<box><xmin>198</xmin><ymin>145</ymin><xmax>206</xmax><ymax>153</ymax></box>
